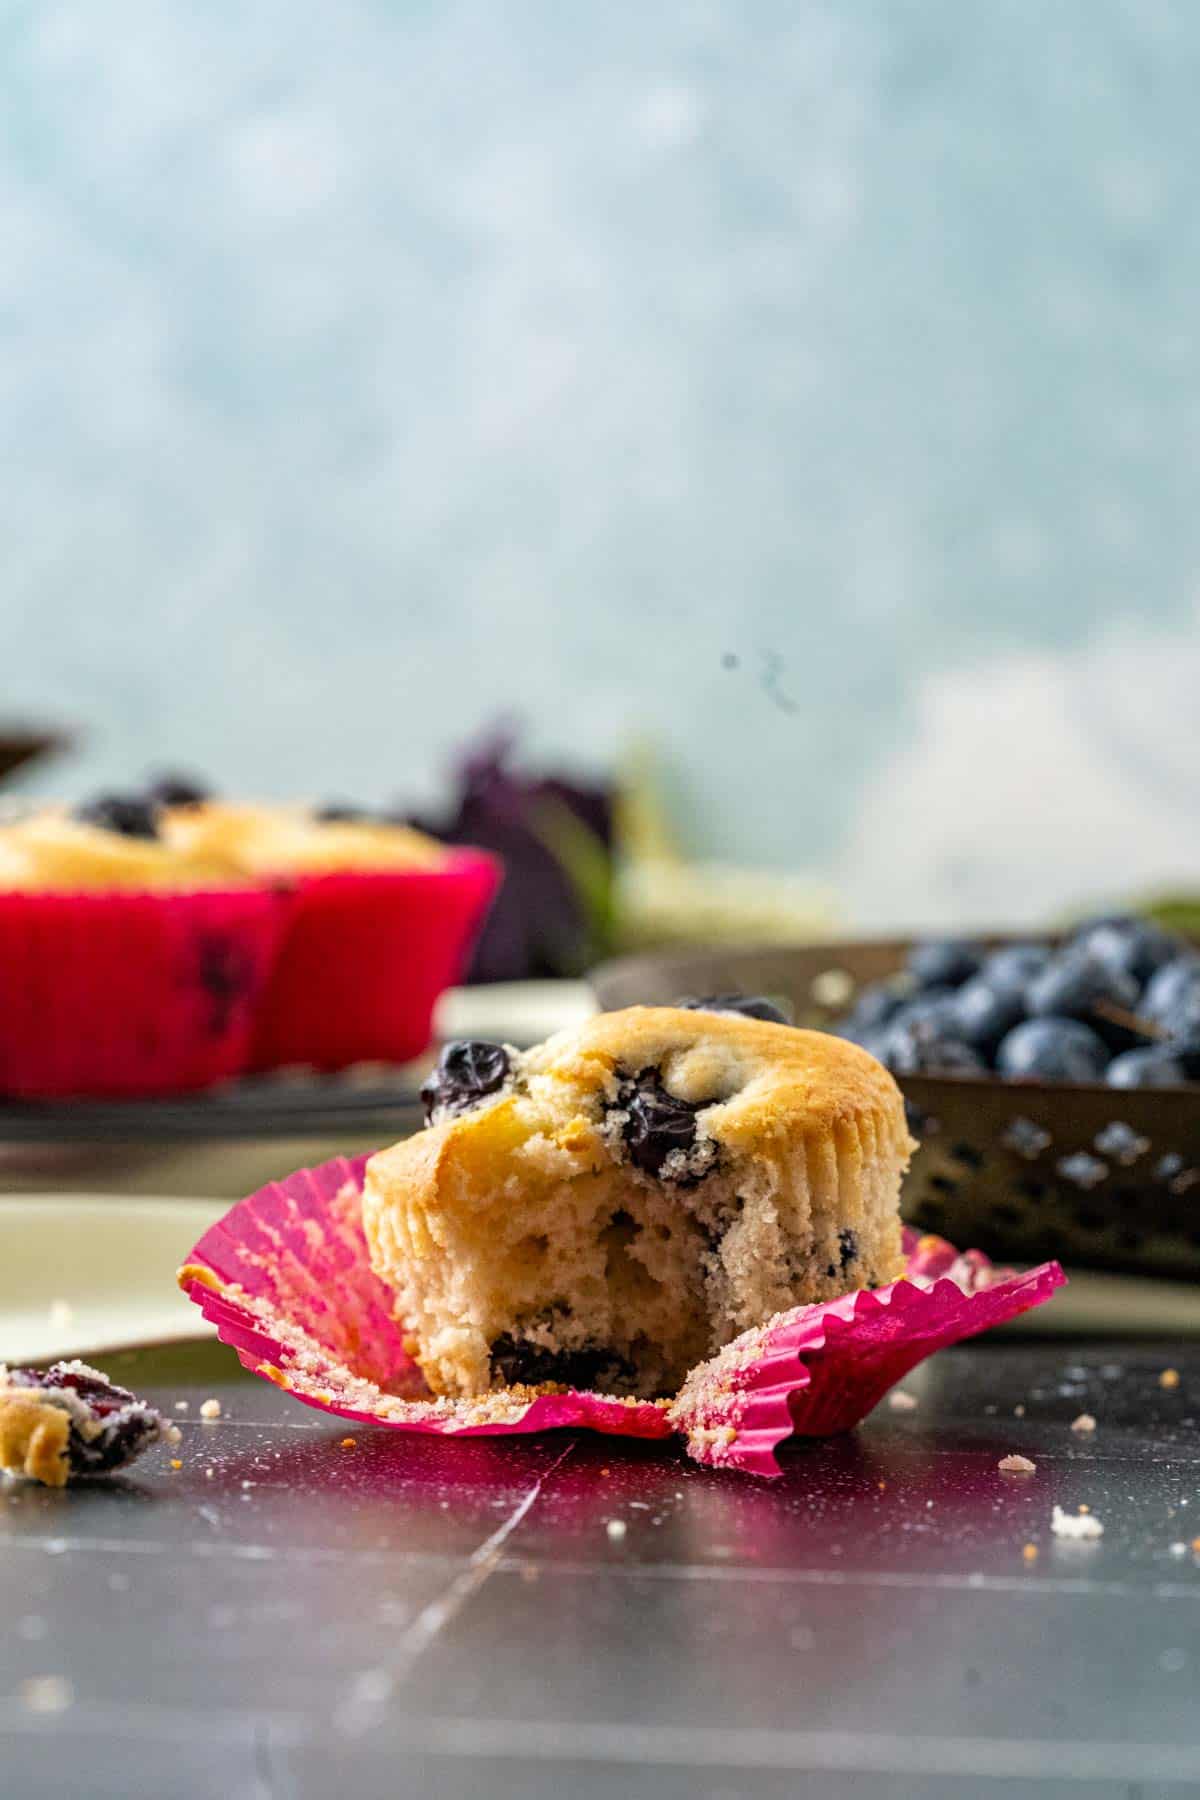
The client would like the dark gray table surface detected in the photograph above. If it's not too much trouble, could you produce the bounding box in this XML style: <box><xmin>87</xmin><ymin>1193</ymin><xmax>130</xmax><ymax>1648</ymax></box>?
<box><xmin>4</xmin><ymin>1336</ymin><xmax>1200</xmax><ymax>1800</ymax></box>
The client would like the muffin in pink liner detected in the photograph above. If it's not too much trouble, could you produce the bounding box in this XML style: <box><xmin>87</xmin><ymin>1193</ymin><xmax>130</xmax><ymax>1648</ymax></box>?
<box><xmin>161</xmin><ymin>803</ymin><xmax>502</xmax><ymax>1070</ymax></box>
<box><xmin>178</xmin><ymin>1155</ymin><xmax>1065</xmax><ymax>1476</ymax></box>
<box><xmin>247</xmin><ymin>853</ymin><xmax>500</xmax><ymax>1071</ymax></box>
<box><xmin>0</xmin><ymin>885</ymin><xmax>293</xmax><ymax>1099</ymax></box>
<box><xmin>0</xmin><ymin>799</ymin><xmax>295</xmax><ymax>1098</ymax></box>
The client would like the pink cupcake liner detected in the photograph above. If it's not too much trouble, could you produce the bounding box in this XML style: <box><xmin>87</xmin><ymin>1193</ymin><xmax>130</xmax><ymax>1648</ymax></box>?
<box><xmin>0</xmin><ymin>886</ymin><xmax>293</xmax><ymax>1098</ymax></box>
<box><xmin>179</xmin><ymin>1155</ymin><xmax>1065</xmax><ymax>1477</ymax></box>
<box><xmin>248</xmin><ymin>850</ymin><xmax>501</xmax><ymax>1071</ymax></box>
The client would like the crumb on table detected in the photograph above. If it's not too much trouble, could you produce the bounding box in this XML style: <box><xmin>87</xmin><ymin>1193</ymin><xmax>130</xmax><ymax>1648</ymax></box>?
<box><xmin>1051</xmin><ymin>1504</ymin><xmax>1103</xmax><ymax>1540</ymax></box>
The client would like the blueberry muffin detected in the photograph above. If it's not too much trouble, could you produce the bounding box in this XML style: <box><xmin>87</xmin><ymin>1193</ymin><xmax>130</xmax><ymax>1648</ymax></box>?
<box><xmin>162</xmin><ymin>802</ymin><xmax>446</xmax><ymax>877</ymax></box>
<box><xmin>362</xmin><ymin>1005</ymin><xmax>913</xmax><ymax>1400</ymax></box>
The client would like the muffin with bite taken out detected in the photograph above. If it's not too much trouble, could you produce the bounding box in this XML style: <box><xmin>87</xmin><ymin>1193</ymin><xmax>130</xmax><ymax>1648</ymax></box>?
<box><xmin>362</xmin><ymin>1002</ymin><xmax>913</xmax><ymax>1401</ymax></box>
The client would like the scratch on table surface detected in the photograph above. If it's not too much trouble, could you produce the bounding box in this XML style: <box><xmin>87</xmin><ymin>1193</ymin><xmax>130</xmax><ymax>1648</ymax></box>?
<box><xmin>334</xmin><ymin>1440</ymin><xmax>575</xmax><ymax>1735</ymax></box>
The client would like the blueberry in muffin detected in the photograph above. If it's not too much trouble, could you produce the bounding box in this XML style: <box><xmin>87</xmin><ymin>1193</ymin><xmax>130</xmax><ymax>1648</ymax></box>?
<box><xmin>75</xmin><ymin>793</ymin><xmax>163</xmax><ymax>840</ymax></box>
<box><xmin>363</xmin><ymin>1006</ymin><xmax>913</xmax><ymax>1401</ymax></box>
<box><xmin>143</xmin><ymin>772</ymin><xmax>213</xmax><ymax>810</ymax></box>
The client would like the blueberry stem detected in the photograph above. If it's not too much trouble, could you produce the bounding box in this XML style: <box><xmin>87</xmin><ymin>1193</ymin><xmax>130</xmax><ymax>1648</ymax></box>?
<box><xmin>1089</xmin><ymin>999</ymin><xmax>1165</xmax><ymax>1041</ymax></box>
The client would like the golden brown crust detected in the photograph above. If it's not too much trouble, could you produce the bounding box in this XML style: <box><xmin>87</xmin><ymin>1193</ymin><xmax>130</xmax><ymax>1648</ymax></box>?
<box><xmin>0</xmin><ymin>810</ymin><xmax>239</xmax><ymax>893</ymax></box>
<box><xmin>0</xmin><ymin>1391</ymin><xmax>71</xmax><ymax>1487</ymax></box>
<box><xmin>526</xmin><ymin>1006</ymin><xmax>910</xmax><ymax>1153</ymax></box>
<box><xmin>367</xmin><ymin>1008</ymin><xmax>911</xmax><ymax>1218</ymax></box>
<box><xmin>163</xmin><ymin>803</ymin><xmax>447</xmax><ymax>876</ymax></box>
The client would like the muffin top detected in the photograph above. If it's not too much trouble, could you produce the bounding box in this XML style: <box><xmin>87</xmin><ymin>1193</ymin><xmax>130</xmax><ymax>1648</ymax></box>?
<box><xmin>413</xmin><ymin>1002</ymin><xmax>913</xmax><ymax>1175</ymax></box>
<box><xmin>528</xmin><ymin>1005</ymin><xmax>910</xmax><ymax>1151</ymax></box>
<box><xmin>162</xmin><ymin>802</ymin><xmax>448</xmax><ymax>876</ymax></box>
<box><xmin>0</xmin><ymin>800</ymin><xmax>240</xmax><ymax>892</ymax></box>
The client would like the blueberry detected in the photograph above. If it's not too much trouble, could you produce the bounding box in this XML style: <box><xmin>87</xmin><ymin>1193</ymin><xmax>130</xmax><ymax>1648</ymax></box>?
<box><xmin>1026</xmin><ymin>949</ymin><xmax>1140</xmax><ymax>1039</ymax></box>
<box><xmin>1070</xmin><ymin>916</ymin><xmax>1179</xmax><ymax>984</ymax></box>
<box><xmin>675</xmin><ymin>993</ymin><xmax>791</xmax><ymax>1026</ymax></box>
<box><xmin>871</xmin><ymin>994</ymin><xmax>958</xmax><ymax>1064</ymax></box>
<box><xmin>75</xmin><ymin>793</ymin><xmax>161</xmax><ymax>840</ymax></box>
<box><xmin>980</xmin><ymin>943</ymin><xmax>1052</xmax><ymax>993</ymax></box>
<box><xmin>1161</xmin><ymin>987</ymin><xmax>1200</xmax><ymax>1043</ymax></box>
<box><xmin>953</xmin><ymin>976</ymin><xmax>1026</xmax><ymax>1053</ymax></box>
<box><xmin>995</xmin><ymin>1017</ymin><xmax>1110</xmax><ymax>1082</ymax></box>
<box><xmin>1106</xmin><ymin>1047</ymin><xmax>1190</xmax><ymax>1088</ymax></box>
<box><xmin>1142</xmin><ymin>956</ymin><xmax>1200</xmax><ymax>1022</ymax></box>
<box><xmin>420</xmin><ymin>1039</ymin><xmax>510</xmax><ymax>1124</ymax></box>
<box><xmin>853</xmin><ymin>1028</ymin><xmax>896</xmax><ymax>1063</ymax></box>
<box><xmin>488</xmin><ymin>1335</ymin><xmax>635</xmax><ymax>1392</ymax></box>
<box><xmin>885</xmin><ymin>988</ymin><xmax>961</xmax><ymax>1038</ymax></box>
<box><xmin>837</xmin><ymin>983</ymin><xmax>906</xmax><ymax>1036</ymax></box>
<box><xmin>143</xmin><ymin>772</ymin><xmax>212</xmax><ymax>809</ymax></box>
<box><xmin>1170</xmin><ymin>1035</ymin><xmax>1200</xmax><ymax>1079</ymax></box>
<box><xmin>196</xmin><ymin>930</ymin><xmax>256</xmax><ymax>1035</ymax></box>
<box><xmin>883</xmin><ymin>1022</ymin><xmax>986</xmax><ymax>1077</ymax></box>
<box><xmin>616</xmin><ymin>1070</ymin><xmax>707</xmax><ymax>1180</ymax></box>
<box><xmin>907</xmin><ymin>939</ymin><xmax>983</xmax><ymax>990</ymax></box>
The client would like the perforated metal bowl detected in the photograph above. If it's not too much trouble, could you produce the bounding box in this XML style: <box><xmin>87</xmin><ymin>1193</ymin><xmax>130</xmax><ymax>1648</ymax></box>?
<box><xmin>590</xmin><ymin>940</ymin><xmax>1200</xmax><ymax>1282</ymax></box>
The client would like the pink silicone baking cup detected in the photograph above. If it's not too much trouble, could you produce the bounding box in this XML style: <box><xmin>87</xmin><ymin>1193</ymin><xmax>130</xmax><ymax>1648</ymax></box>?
<box><xmin>248</xmin><ymin>850</ymin><xmax>501</xmax><ymax>1071</ymax></box>
<box><xmin>179</xmin><ymin>1153</ymin><xmax>1066</xmax><ymax>1477</ymax></box>
<box><xmin>0</xmin><ymin>885</ymin><xmax>293</xmax><ymax>1099</ymax></box>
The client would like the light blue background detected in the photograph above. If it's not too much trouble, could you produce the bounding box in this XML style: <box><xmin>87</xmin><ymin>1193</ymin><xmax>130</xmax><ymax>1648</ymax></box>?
<box><xmin>3</xmin><ymin>0</ymin><xmax>1198</xmax><ymax>924</ymax></box>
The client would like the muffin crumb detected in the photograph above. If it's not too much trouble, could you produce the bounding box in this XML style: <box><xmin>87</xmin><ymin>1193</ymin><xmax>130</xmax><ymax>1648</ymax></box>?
<box><xmin>605</xmin><ymin>1519</ymin><xmax>627</xmax><ymax>1541</ymax></box>
<box><xmin>199</xmin><ymin>1398</ymin><xmax>222</xmax><ymax>1420</ymax></box>
<box><xmin>999</xmin><ymin>1454</ymin><xmax>1036</xmax><ymax>1474</ymax></box>
<box><xmin>888</xmin><ymin>1389</ymin><xmax>918</xmax><ymax>1413</ymax></box>
<box><xmin>1070</xmin><ymin>1412</ymin><xmax>1096</xmax><ymax>1434</ymax></box>
<box><xmin>1051</xmin><ymin>1504</ymin><xmax>1103</xmax><ymax>1540</ymax></box>
<box><xmin>1160</xmin><ymin>1368</ymin><xmax>1181</xmax><ymax>1390</ymax></box>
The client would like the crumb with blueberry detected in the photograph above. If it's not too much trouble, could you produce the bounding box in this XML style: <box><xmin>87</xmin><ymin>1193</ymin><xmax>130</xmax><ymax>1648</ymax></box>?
<box><xmin>0</xmin><ymin>1362</ymin><xmax>179</xmax><ymax>1488</ymax></box>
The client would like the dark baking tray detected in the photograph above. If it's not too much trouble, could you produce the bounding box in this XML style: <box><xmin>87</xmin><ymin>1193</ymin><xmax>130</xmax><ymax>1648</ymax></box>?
<box><xmin>590</xmin><ymin>940</ymin><xmax>1200</xmax><ymax>1282</ymax></box>
<box><xmin>0</xmin><ymin>1071</ymin><xmax>428</xmax><ymax>1200</ymax></box>
<box><xmin>0</xmin><ymin>1072</ymin><xmax>426</xmax><ymax>1143</ymax></box>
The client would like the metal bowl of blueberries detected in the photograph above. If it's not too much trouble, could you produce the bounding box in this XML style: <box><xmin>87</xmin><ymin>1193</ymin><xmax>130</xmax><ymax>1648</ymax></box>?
<box><xmin>591</xmin><ymin>915</ymin><xmax>1200</xmax><ymax>1282</ymax></box>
